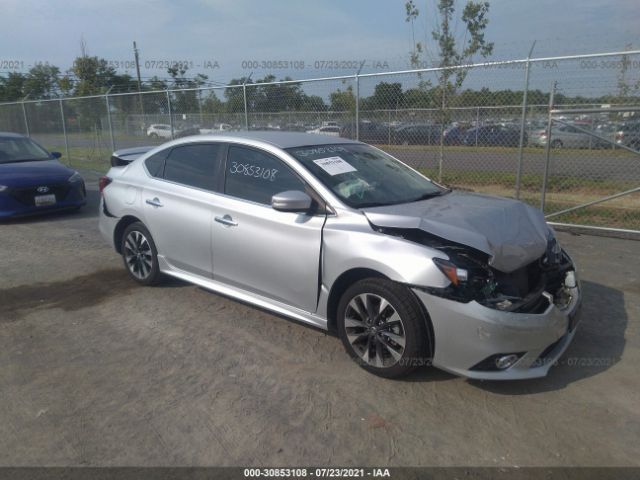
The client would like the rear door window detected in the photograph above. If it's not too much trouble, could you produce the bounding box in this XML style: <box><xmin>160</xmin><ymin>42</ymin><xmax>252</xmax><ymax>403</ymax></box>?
<box><xmin>163</xmin><ymin>143</ymin><xmax>223</xmax><ymax>191</ymax></box>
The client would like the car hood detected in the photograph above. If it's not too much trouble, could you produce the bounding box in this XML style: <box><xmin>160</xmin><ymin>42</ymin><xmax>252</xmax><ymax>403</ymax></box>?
<box><xmin>0</xmin><ymin>159</ymin><xmax>74</xmax><ymax>186</ymax></box>
<box><xmin>362</xmin><ymin>191</ymin><xmax>550</xmax><ymax>273</ymax></box>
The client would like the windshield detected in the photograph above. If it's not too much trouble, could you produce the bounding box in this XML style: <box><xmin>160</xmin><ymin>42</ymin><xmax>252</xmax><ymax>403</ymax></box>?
<box><xmin>287</xmin><ymin>143</ymin><xmax>445</xmax><ymax>208</ymax></box>
<box><xmin>0</xmin><ymin>137</ymin><xmax>52</xmax><ymax>164</ymax></box>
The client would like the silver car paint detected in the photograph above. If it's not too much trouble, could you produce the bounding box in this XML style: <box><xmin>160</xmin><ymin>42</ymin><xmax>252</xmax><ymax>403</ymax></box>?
<box><xmin>99</xmin><ymin>132</ymin><xmax>581</xmax><ymax>380</ymax></box>
<box><xmin>362</xmin><ymin>191</ymin><xmax>550</xmax><ymax>273</ymax></box>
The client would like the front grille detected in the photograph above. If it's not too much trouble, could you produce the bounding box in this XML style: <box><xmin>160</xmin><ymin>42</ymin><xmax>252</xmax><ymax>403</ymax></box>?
<box><xmin>10</xmin><ymin>184</ymin><xmax>71</xmax><ymax>206</ymax></box>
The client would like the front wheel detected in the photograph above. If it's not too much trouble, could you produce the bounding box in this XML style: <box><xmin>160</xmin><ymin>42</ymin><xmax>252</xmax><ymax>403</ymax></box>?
<box><xmin>121</xmin><ymin>222</ymin><xmax>162</xmax><ymax>285</ymax></box>
<box><xmin>337</xmin><ymin>278</ymin><xmax>431</xmax><ymax>378</ymax></box>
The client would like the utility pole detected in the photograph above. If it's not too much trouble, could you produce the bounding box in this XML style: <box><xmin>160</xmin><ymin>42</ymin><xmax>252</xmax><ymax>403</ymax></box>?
<box><xmin>133</xmin><ymin>41</ymin><xmax>146</xmax><ymax>131</ymax></box>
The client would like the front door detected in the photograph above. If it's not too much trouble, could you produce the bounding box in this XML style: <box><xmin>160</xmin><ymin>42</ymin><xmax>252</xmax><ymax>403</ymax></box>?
<box><xmin>212</xmin><ymin>145</ymin><xmax>325</xmax><ymax>313</ymax></box>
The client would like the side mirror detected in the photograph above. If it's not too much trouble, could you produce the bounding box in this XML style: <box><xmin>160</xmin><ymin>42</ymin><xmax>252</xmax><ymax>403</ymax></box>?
<box><xmin>271</xmin><ymin>190</ymin><xmax>312</xmax><ymax>212</ymax></box>
<box><xmin>51</xmin><ymin>151</ymin><xmax>62</xmax><ymax>159</ymax></box>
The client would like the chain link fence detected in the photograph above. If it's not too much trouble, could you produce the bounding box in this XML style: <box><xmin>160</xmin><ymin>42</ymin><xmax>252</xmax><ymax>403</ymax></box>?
<box><xmin>1</xmin><ymin>49</ymin><xmax>639</xmax><ymax>233</ymax></box>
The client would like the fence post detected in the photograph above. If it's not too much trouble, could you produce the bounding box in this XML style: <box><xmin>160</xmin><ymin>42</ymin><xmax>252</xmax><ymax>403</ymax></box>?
<box><xmin>166</xmin><ymin>90</ymin><xmax>174</xmax><ymax>138</ymax></box>
<box><xmin>105</xmin><ymin>92</ymin><xmax>116</xmax><ymax>152</ymax></box>
<box><xmin>355</xmin><ymin>73</ymin><xmax>360</xmax><ymax>141</ymax></box>
<box><xmin>540</xmin><ymin>81</ymin><xmax>557</xmax><ymax>212</ymax></box>
<box><xmin>475</xmin><ymin>106</ymin><xmax>480</xmax><ymax>147</ymax></box>
<box><xmin>516</xmin><ymin>42</ymin><xmax>536</xmax><ymax>200</ymax></box>
<box><xmin>243</xmin><ymin>83</ymin><xmax>249</xmax><ymax>130</ymax></box>
<box><xmin>59</xmin><ymin>98</ymin><xmax>71</xmax><ymax>166</ymax></box>
<box><xmin>438</xmin><ymin>74</ymin><xmax>446</xmax><ymax>183</ymax></box>
<box><xmin>21</xmin><ymin>100</ymin><xmax>30</xmax><ymax>137</ymax></box>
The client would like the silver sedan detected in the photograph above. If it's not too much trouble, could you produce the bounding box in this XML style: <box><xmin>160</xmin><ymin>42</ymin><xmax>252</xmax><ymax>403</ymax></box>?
<box><xmin>99</xmin><ymin>132</ymin><xmax>581</xmax><ymax>380</ymax></box>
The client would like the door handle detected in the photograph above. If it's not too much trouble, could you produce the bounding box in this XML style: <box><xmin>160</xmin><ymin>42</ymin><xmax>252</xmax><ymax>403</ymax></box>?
<box><xmin>215</xmin><ymin>214</ymin><xmax>238</xmax><ymax>227</ymax></box>
<box><xmin>146</xmin><ymin>197</ymin><xmax>163</xmax><ymax>208</ymax></box>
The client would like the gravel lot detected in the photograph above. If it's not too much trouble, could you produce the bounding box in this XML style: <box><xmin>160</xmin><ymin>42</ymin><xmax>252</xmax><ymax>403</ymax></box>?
<box><xmin>1</xmin><ymin>175</ymin><xmax>639</xmax><ymax>467</ymax></box>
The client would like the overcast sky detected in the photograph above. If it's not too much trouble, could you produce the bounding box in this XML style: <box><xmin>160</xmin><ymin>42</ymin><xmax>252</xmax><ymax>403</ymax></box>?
<box><xmin>2</xmin><ymin>0</ymin><xmax>639</xmax><ymax>83</ymax></box>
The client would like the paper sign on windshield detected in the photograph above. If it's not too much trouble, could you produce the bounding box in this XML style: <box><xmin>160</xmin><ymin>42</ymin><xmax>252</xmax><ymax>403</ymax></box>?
<box><xmin>313</xmin><ymin>156</ymin><xmax>357</xmax><ymax>176</ymax></box>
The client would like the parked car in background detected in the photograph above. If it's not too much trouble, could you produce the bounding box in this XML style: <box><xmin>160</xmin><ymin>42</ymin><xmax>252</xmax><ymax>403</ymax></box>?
<box><xmin>0</xmin><ymin>132</ymin><xmax>86</xmax><ymax>218</ymax></box>
<box><xmin>442</xmin><ymin>125</ymin><xmax>467</xmax><ymax>145</ymax></box>
<box><xmin>340</xmin><ymin>122</ymin><xmax>390</xmax><ymax>144</ymax></box>
<box><xmin>594</xmin><ymin>123</ymin><xmax>618</xmax><ymax>147</ymax></box>
<box><xmin>199</xmin><ymin>123</ymin><xmax>233</xmax><ymax>134</ymax></box>
<box><xmin>306</xmin><ymin>125</ymin><xmax>340</xmax><ymax>136</ymax></box>
<box><xmin>615</xmin><ymin>121</ymin><xmax>640</xmax><ymax>149</ymax></box>
<box><xmin>99</xmin><ymin>131</ymin><xmax>581</xmax><ymax>380</ymax></box>
<box><xmin>529</xmin><ymin>124</ymin><xmax>608</xmax><ymax>149</ymax></box>
<box><xmin>393</xmin><ymin>124</ymin><xmax>442</xmax><ymax>145</ymax></box>
<box><xmin>147</xmin><ymin>124</ymin><xmax>173</xmax><ymax>139</ymax></box>
<box><xmin>462</xmin><ymin>125</ymin><xmax>524</xmax><ymax>147</ymax></box>
<box><xmin>173</xmin><ymin>127</ymin><xmax>202</xmax><ymax>139</ymax></box>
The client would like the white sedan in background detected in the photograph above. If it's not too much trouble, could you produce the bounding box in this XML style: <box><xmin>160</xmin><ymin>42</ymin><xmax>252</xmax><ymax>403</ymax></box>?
<box><xmin>146</xmin><ymin>124</ymin><xmax>173</xmax><ymax>139</ymax></box>
<box><xmin>306</xmin><ymin>126</ymin><xmax>340</xmax><ymax>136</ymax></box>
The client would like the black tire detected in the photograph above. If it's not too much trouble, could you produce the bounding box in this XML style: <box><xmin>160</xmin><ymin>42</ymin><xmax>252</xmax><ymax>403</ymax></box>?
<box><xmin>149</xmin><ymin>133</ymin><xmax>158</xmax><ymax>139</ymax></box>
<box><xmin>551</xmin><ymin>139</ymin><xmax>563</xmax><ymax>148</ymax></box>
<box><xmin>337</xmin><ymin>277</ymin><xmax>431</xmax><ymax>378</ymax></box>
<box><xmin>121</xmin><ymin>222</ymin><xmax>162</xmax><ymax>286</ymax></box>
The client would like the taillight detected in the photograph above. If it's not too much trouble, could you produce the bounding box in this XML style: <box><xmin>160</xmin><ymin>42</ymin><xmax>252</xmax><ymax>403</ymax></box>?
<box><xmin>99</xmin><ymin>176</ymin><xmax>112</xmax><ymax>194</ymax></box>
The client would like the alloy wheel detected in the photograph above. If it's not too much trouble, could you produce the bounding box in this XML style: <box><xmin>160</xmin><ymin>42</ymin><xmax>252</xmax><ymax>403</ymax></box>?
<box><xmin>124</xmin><ymin>230</ymin><xmax>153</xmax><ymax>280</ymax></box>
<box><xmin>344</xmin><ymin>293</ymin><xmax>406</xmax><ymax>368</ymax></box>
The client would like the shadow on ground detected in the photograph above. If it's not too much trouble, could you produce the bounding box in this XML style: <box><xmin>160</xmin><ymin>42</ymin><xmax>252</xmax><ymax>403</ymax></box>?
<box><xmin>0</xmin><ymin>268</ymin><xmax>187</xmax><ymax>322</ymax></box>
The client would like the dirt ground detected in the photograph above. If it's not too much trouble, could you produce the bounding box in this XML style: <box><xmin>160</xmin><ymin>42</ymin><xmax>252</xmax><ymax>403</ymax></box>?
<box><xmin>1</xmin><ymin>176</ymin><xmax>639</xmax><ymax>467</ymax></box>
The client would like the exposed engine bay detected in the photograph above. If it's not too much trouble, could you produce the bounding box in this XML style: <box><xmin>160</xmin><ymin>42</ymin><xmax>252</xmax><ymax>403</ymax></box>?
<box><xmin>373</xmin><ymin>225</ymin><xmax>576</xmax><ymax>313</ymax></box>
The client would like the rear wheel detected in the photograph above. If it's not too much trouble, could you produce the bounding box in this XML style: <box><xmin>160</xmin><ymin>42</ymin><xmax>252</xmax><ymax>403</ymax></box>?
<box><xmin>551</xmin><ymin>139</ymin><xmax>563</xmax><ymax>148</ymax></box>
<box><xmin>337</xmin><ymin>278</ymin><xmax>431</xmax><ymax>378</ymax></box>
<box><xmin>121</xmin><ymin>222</ymin><xmax>162</xmax><ymax>285</ymax></box>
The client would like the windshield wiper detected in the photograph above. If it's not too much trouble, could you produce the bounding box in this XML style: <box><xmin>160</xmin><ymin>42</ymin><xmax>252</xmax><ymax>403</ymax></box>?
<box><xmin>410</xmin><ymin>188</ymin><xmax>451</xmax><ymax>202</ymax></box>
<box><xmin>357</xmin><ymin>188</ymin><xmax>451</xmax><ymax>209</ymax></box>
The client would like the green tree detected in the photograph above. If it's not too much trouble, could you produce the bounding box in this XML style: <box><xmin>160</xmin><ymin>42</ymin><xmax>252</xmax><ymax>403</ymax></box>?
<box><xmin>70</xmin><ymin>55</ymin><xmax>119</xmax><ymax>96</ymax></box>
<box><xmin>405</xmin><ymin>0</ymin><xmax>494</xmax><ymax>90</ymax></box>
<box><xmin>167</xmin><ymin>64</ymin><xmax>208</xmax><ymax>113</ymax></box>
<box><xmin>0</xmin><ymin>72</ymin><xmax>27</xmax><ymax>101</ymax></box>
<box><xmin>24</xmin><ymin>64</ymin><xmax>61</xmax><ymax>99</ymax></box>
<box><xmin>362</xmin><ymin>82</ymin><xmax>404</xmax><ymax>110</ymax></box>
<box><xmin>224</xmin><ymin>77</ymin><xmax>252</xmax><ymax>114</ymax></box>
<box><xmin>329</xmin><ymin>85</ymin><xmax>356</xmax><ymax>112</ymax></box>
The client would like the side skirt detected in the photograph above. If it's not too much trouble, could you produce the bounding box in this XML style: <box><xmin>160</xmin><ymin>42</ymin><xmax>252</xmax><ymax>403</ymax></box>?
<box><xmin>158</xmin><ymin>256</ymin><xmax>329</xmax><ymax>330</ymax></box>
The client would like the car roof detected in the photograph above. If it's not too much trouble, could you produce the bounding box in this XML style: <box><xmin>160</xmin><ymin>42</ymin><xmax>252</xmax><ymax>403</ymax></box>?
<box><xmin>0</xmin><ymin>131</ymin><xmax>27</xmax><ymax>139</ymax></box>
<box><xmin>199</xmin><ymin>131</ymin><xmax>359</xmax><ymax>148</ymax></box>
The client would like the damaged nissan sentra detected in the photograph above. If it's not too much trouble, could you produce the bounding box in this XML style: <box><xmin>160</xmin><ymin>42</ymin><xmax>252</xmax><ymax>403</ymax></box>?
<box><xmin>99</xmin><ymin>132</ymin><xmax>581</xmax><ymax>380</ymax></box>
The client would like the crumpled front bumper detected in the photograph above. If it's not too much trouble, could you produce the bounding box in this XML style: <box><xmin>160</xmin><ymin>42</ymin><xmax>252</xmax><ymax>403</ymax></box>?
<box><xmin>413</xmin><ymin>275</ymin><xmax>582</xmax><ymax>380</ymax></box>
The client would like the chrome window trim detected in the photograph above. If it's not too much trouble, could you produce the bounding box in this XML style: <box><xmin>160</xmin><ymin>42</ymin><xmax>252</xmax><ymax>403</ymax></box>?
<box><xmin>138</xmin><ymin>137</ymin><xmax>340</xmax><ymax>215</ymax></box>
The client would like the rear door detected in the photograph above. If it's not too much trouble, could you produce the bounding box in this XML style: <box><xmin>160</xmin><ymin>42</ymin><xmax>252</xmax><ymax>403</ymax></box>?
<box><xmin>211</xmin><ymin>144</ymin><xmax>326</xmax><ymax>312</ymax></box>
<box><xmin>142</xmin><ymin>142</ymin><xmax>224</xmax><ymax>278</ymax></box>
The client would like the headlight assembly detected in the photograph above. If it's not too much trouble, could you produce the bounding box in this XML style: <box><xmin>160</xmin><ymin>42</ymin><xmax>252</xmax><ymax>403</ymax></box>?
<box><xmin>433</xmin><ymin>258</ymin><xmax>468</xmax><ymax>286</ymax></box>
<box><xmin>68</xmin><ymin>171</ymin><xmax>83</xmax><ymax>183</ymax></box>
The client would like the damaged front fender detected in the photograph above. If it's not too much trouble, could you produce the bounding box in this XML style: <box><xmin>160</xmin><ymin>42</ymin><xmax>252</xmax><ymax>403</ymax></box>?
<box><xmin>321</xmin><ymin>211</ymin><xmax>451</xmax><ymax>291</ymax></box>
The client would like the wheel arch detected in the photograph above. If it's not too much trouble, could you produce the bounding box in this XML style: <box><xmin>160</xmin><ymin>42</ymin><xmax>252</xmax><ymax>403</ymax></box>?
<box><xmin>326</xmin><ymin>268</ymin><xmax>435</xmax><ymax>356</ymax></box>
<box><xmin>113</xmin><ymin>215</ymin><xmax>144</xmax><ymax>254</ymax></box>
